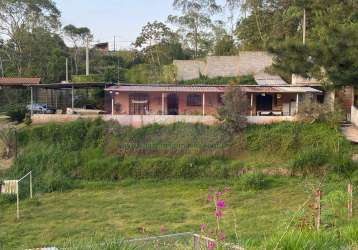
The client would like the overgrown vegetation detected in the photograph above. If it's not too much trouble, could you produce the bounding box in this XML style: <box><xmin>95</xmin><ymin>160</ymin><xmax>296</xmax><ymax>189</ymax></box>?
<box><xmin>1</xmin><ymin>119</ymin><xmax>354</xmax><ymax>195</ymax></box>
<box><xmin>179</xmin><ymin>75</ymin><xmax>256</xmax><ymax>85</ymax></box>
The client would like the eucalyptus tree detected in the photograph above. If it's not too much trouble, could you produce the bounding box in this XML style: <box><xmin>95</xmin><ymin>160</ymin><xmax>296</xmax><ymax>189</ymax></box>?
<box><xmin>0</xmin><ymin>0</ymin><xmax>61</xmax><ymax>76</ymax></box>
<box><xmin>63</xmin><ymin>25</ymin><xmax>92</xmax><ymax>75</ymax></box>
<box><xmin>168</xmin><ymin>0</ymin><xmax>222</xmax><ymax>58</ymax></box>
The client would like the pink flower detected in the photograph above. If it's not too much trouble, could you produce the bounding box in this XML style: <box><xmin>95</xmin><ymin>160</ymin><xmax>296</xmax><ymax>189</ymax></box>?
<box><xmin>215</xmin><ymin>191</ymin><xmax>223</xmax><ymax>197</ymax></box>
<box><xmin>224</xmin><ymin>187</ymin><xmax>231</xmax><ymax>193</ymax></box>
<box><xmin>207</xmin><ymin>241</ymin><xmax>216</xmax><ymax>249</ymax></box>
<box><xmin>200</xmin><ymin>224</ymin><xmax>206</xmax><ymax>232</ymax></box>
<box><xmin>218</xmin><ymin>232</ymin><xmax>225</xmax><ymax>241</ymax></box>
<box><xmin>216</xmin><ymin>200</ymin><xmax>225</xmax><ymax>209</ymax></box>
<box><xmin>215</xmin><ymin>209</ymin><xmax>223</xmax><ymax>218</ymax></box>
<box><xmin>160</xmin><ymin>226</ymin><xmax>166</xmax><ymax>233</ymax></box>
<box><xmin>207</xmin><ymin>194</ymin><xmax>213</xmax><ymax>202</ymax></box>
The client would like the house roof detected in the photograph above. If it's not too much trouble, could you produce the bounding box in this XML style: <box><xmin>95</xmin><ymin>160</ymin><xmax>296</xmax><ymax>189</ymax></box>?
<box><xmin>241</xmin><ymin>86</ymin><xmax>322</xmax><ymax>93</ymax></box>
<box><xmin>106</xmin><ymin>84</ymin><xmax>322</xmax><ymax>94</ymax></box>
<box><xmin>0</xmin><ymin>77</ymin><xmax>41</xmax><ymax>86</ymax></box>
<box><xmin>106</xmin><ymin>84</ymin><xmax>227</xmax><ymax>93</ymax></box>
<box><xmin>254</xmin><ymin>73</ymin><xmax>288</xmax><ymax>86</ymax></box>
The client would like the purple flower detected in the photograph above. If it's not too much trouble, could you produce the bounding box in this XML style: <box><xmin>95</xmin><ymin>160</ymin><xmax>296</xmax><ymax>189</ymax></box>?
<box><xmin>207</xmin><ymin>194</ymin><xmax>213</xmax><ymax>202</ymax></box>
<box><xmin>200</xmin><ymin>224</ymin><xmax>206</xmax><ymax>232</ymax></box>
<box><xmin>216</xmin><ymin>200</ymin><xmax>225</xmax><ymax>209</ymax></box>
<box><xmin>215</xmin><ymin>210</ymin><xmax>223</xmax><ymax>218</ymax></box>
<box><xmin>207</xmin><ymin>241</ymin><xmax>216</xmax><ymax>249</ymax></box>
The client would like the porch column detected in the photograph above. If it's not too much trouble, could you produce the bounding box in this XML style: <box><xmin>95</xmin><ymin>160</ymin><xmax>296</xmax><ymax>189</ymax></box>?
<box><xmin>162</xmin><ymin>92</ymin><xmax>165</xmax><ymax>115</ymax></box>
<box><xmin>30</xmin><ymin>86</ymin><xmax>33</xmax><ymax>117</ymax></box>
<box><xmin>202</xmin><ymin>92</ymin><xmax>206</xmax><ymax>116</ymax></box>
<box><xmin>71</xmin><ymin>85</ymin><xmax>74</xmax><ymax>109</ymax></box>
<box><xmin>296</xmin><ymin>93</ymin><xmax>299</xmax><ymax>115</ymax></box>
<box><xmin>111</xmin><ymin>92</ymin><xmax>114</xmax><ymax>115</ymax></box>
<box><xmin>250</xmin><ymin>93</ymin><xmax>253</xmax><ymax>116</ymax></box>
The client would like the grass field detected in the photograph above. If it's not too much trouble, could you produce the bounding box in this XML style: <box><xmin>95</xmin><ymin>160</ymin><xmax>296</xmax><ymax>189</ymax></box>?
<box><xmin>1</xmin><ymin>177</ymin><xmax>357</xmax><ymax>249</ymax></box>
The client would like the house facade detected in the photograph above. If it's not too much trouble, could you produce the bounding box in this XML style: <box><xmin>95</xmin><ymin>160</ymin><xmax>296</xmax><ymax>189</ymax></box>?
<box><xmin>105</xmin><ymin>84</ymin><xmax>322</xmax><ymax>122</ymax></box>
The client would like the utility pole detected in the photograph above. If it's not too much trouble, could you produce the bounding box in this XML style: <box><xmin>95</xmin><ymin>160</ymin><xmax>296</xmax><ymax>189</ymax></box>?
<box><xmin>86</xmin><ymin>36</ymin><xmax>90</xmax><ymax>76</ymax></box>
<box><xmin>303</xmin><ymin>8</ymin><xmax>306</xmax><ymax>45</ymax></box>
<box><xmin>65</xmin><ymin>58</ymin><xmax>69</xmax><ymax>83</ymax></box>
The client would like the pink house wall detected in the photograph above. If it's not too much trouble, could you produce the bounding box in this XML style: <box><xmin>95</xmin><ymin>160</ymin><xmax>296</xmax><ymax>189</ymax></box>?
<box><xmin>112</xmin><ymin>92</ymin><xmax>222</xmax><ymax>115</ymax></box>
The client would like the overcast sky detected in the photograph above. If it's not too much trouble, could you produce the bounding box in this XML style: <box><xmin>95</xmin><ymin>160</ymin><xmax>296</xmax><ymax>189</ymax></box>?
<box><xmin>55</xmin><ymin>0</ymin><xmax>230</xmax><ymax>49</ymax></box>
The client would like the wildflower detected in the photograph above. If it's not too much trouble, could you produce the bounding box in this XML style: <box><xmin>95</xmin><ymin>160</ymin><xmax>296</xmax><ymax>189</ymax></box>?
<box><xmin>218</xmin><ymin>231</ymin><xmax>225</xmax><ymax>241</ymax></box>
<box><xmin>160</xmin><ymin>226</ymin><xmax>166</xmax><ymax>233</ymax></box>
<box><xmin>207</xmin><ymin>241</ymin><xmax>216</xmax><ymax>249</ymax></box>
<box><xmin>215</xmin><ymin>191</ymin><xmax>223</xmax><ymax>197</ymax></box>
<box><xmin>216</xmin><ymin>200</ymin><xmax>225</xmax><ymax>209</ymax></box>
<box><xmin>207</xmin><ymin>194</ymin><xmax>213</xmax><ymax>202</ymax></box>
<box><xmin>200</xmin><ymin>224</ymin><xmax>206</xmax><ymax>232</ymax></box>
<box><xmin>215</xmin><ymin>210</ymin><xmax>223</xmax><ymax>218</ymax></box>
<box><xmin>224</xmin><ymin>187</ymin><xmax>231</xmax><ymax>193</ymax></box>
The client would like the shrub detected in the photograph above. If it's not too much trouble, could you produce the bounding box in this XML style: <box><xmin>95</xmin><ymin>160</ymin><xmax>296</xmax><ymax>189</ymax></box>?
<box><xmin>72</xmin><ymin>74</ymin><xmax>105</xmax><ymax>83</ymax></box>
<box><xmin>239</xmin><ymin>172</ymin><xmax>268</xmax><ymax>190</ymax></box>
<box><xmin>6</xmin><ymin>104</ymin><xmax>27</xmax><ymax>123</ymax></box>
<box><xmin>290</xmin><ymin>148</ymin><xmax>329</xmax><ymax>175</ymax></box>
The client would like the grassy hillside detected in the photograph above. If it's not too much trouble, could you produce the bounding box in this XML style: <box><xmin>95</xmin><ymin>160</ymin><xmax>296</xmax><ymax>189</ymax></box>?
<box><xmin>1</xmin><ymin>119</ymin><xmax>354</xmax><ymax>194</ymax></box>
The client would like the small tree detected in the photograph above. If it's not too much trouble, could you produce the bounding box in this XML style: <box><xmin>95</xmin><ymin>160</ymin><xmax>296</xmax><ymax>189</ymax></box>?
<box><xmin>218</xmin><ymin>86</ymin><xmax>248</xmax><ymax>133</ymax></box>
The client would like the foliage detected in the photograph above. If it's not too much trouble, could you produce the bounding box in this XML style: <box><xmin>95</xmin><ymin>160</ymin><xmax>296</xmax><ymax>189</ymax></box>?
<box><xmin>0</xmin><ymin>125</ymin><xmax>16</xmax><ymax>158</ymax></box>
<box><xmin>179</xmin><ymin>75</ymin><xmax>256</xmax><ymax>85</ymax></box>
<box><xmin>168</xmin><ymin>0</ymin><xmax>222</xmax><ymax>58</ymax></box>
<box><xmin>5</xmin><ymin>104</ymin><xmax>27</xmax><ymax>123</ymax></box>
<box><xmin>217</xmin><ymin>87</ymin><xmax>248</xmax><ymax>133</ymax></box>
<box><xmin>214</xmin><ymin>35</ymin><xmax>237</xmax><ymax>56</ymax></box>
<box><xmin>63</xmin><ymin>24</ymin><xmax>93</xmax><ymax>75</ymax></box>
<box><xmin>72</xmin><ymin>74</ymin><xmax>105</xmax><ymax>83</ymax></box>
<box><xmin>297</xmin><ymin>100</ymin><xmax>344</xmax><ymax>129</ymax></box>
<box><xmin>238</xmin><ymin>172</ymin><xmax>268</xmax><ymax>190</ymax></box>
<box><xmin>124</xmin><ymin>64</ymin><xmax>176</xmax><ymax>83</ymax></box>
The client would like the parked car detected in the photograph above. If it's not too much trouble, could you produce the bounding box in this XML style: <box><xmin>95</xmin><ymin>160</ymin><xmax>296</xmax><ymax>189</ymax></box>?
<box><xmin>26</xmin><ymin>104</ymin><xmax>56</xmax><ymax>114</ymax></box>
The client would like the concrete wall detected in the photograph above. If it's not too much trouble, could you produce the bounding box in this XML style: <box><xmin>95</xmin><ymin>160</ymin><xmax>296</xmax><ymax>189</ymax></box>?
<box><xmin>174</xmin><ymin>52</ymin><xmax>273</xmax><ymax>81</ymax></box>
<box><xmin>351</xmin><ymin>106</ymin><xmax>358</xmax><ymax>127</ymax></box>
<box><xmin>32</xmin><ymin>114</ymin><xmax>297</xmax><ymax>127</ymax></box>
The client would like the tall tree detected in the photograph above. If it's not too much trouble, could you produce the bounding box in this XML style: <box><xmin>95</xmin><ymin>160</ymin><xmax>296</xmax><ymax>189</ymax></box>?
<box><xmin>63</xmin><ymin>24</ymin><xmax>92</xmax><ymax>75</ymax></box>
<box><xmin>134</xmin><ymin>21</ymin><xmax>176</xmax><ymax>65</ymax></box>
<box><xmin>0</xmin><ymin>0</ymin><xmax>61</xmax><ymax>76</ymax></box>
<box><xmin>168</xmin><ymin>0</ymin><xmax>222</xmax><ymax>58</ymax></box>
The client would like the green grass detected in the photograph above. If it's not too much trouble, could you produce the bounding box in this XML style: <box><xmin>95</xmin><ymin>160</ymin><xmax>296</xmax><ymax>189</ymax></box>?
<box><xmin>0</xmin><ymin>177</ymin><xmax>357</xmax><ymax>249</ymax></box>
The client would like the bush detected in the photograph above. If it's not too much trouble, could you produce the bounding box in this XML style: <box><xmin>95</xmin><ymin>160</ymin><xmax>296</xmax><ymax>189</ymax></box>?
<box><xmin>24</xmin><ymin>113</ymin><xmax>32</xmax><ymax>126</ymax></box>
<box><xmin>179</xmin><ymin>75</ymin><xmax>256</xmax><ymax>85</ymax></box>
<box><xmin>6</xmin><ymin>104</ymin><xmax>27</xmax><ymax>123</ymax></box>
<box><xmin>72</xmin><ymin>74</ymin><xmax>105</xmax><ymax>83</ymax></box>
<box><xmin>290</xmin><ymin>148</ymin><xmax>329</xmax><ymax>175</ymax></box>
<box><xmin>239</xmin><ymin>172</ymin><xmax>268</xmax><ymax>190</ymax></box>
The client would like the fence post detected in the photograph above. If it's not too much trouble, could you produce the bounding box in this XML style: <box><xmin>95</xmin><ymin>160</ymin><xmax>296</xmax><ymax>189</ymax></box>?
<box><xmin>315</xmin><ymin>189</ymin><xmax>321</xmax><ymax>230</ymax></box>
<box><xmin>193</xmin><ymin>234</ymin><xmax>200</xmax><ymax>250</ymax></box>
<box><xmin>348</xmin><ymin>183</ymin><xmax>353</xmax><ymax>218</ymax></box>
<box><xmin>16</xmin><ymin>181</ymin><xmax>19</xmax><ymax>219</ymax></box>
<box><xmin>30</xmin><ymin>171</ymin><xmax>33</xmax><ymax>199</ymax></box>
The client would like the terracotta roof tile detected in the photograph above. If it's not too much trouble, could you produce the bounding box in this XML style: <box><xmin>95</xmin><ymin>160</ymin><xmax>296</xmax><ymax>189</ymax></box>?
<box><xmin>0</xmin><ymin>77</ymin><xmax>41</xmax><ymax>86</ymax></box>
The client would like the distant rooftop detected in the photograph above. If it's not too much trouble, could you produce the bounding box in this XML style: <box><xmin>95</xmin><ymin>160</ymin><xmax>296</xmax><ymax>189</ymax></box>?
<box><xmin>0</xmin><ymin>77</ymin><xmax>41</xmax><ymax>86</ymax></box>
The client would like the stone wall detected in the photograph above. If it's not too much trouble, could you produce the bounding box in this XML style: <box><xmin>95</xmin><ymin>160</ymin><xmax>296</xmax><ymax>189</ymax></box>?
<box><xmin>174</xmin><ymin>52</ymin><xmax>273</xmax><ymax>81</ymax></box>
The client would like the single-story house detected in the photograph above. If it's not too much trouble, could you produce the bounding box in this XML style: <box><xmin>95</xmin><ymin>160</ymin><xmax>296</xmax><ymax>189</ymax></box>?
<box><xmin>105</xmin><ymin>83</ymin><xmax>322</xmax><ymax>118</ymax></box>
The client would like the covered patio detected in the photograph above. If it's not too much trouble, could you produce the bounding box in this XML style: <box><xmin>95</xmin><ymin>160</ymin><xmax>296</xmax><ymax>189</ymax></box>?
<box><xmin>242</xmin><ymin>86</ymin><xmax>322</xmax><ymax>117</ymax></box>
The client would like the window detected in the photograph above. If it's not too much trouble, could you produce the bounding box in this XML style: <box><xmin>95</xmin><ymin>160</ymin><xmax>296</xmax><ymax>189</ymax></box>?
<box><xmin>129</xmin><ymin>94</ymin><xmax>149</xmax><ymax>115</ymax></box>
<box><xmin>187</xmin><ymin>94</ymin><xmax>202</xmax><ymax>106</ymax></box>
